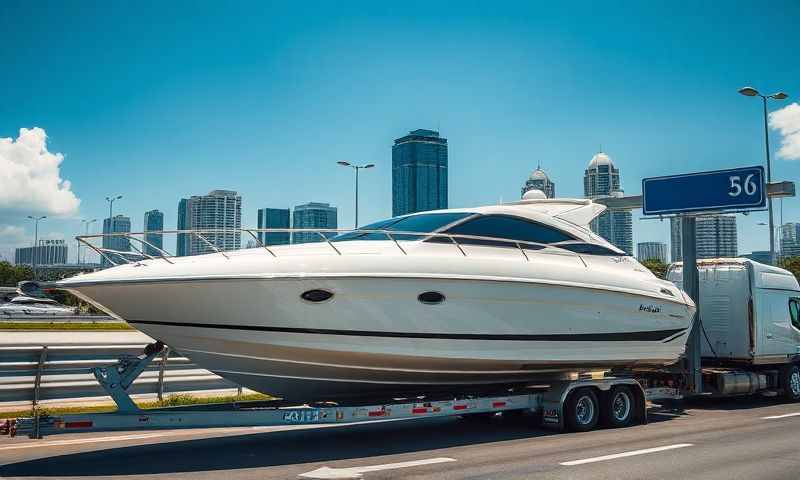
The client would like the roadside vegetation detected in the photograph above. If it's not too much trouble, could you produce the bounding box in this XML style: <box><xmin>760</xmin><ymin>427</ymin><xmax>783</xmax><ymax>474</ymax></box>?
<box><xmin>0</xmin><ymin>321</ymin><xmax>132</xmax><ymax>331</ymax></box>
<box><xmin>1</xmin><ymin>392</ymin><xmax>274</xmax><ymax>420</ymax></box>
<box><xmin>640</xmin><ymin>258</ymin><xmax>668</xmax><ymax>279</ymax></box>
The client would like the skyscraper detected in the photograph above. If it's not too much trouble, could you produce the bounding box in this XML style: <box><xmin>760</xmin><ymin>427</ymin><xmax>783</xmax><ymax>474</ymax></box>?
<box><xmin>637</xmin><ymin>241</ymin><xmax>667</xmax><ymax>263</ymax></box>
<box><xmin>257</xmin><ymin>208</ymin><xmax>291</xmax><ymax>246</ymax></box>
<box><xmin>143</xmin><ymin>209</ymin><xmax>164</xmax><ymax>256</ymax></box>
<box><xmin>176</xmin><ymin>198</ymin><xmax>191</xmax><ymax>257</ymax></box>
<box><xmin>15</xmin><ymin>240</ymin><xmax>68</xmax><ymax>266</ymax></box>
<box><xmin>583</xmin><ymin>152</ymin><xmax>633</xmax><ymax>255</ymax></box>
<box><xmin>670</xmin><ymin>215</ymin><xmax>738</xmax><ymax>261</ymax></box>
<box><xmin>293</xmin><ymin>202</ymin><xmax>337</xmax><ymax>244</ymax></box>
<box><xmin>521</xmin><ymin>164</ymin><xmax>555</xmax><ymax>198</ymax></box>
<box><xmin>392</xmin><ymin>129</ymin><xmax>448</xmax><ymax>217</ymax></box>
<box><xmin>102</xmin><ymin>215</ymin><xmax>131</xmax><ymax>266</ymax></box>
<box><xmin>185</xmin><ymin>190</ymin><xmax>242</xmax><ymax>255</ymax></box>
<box><xmin>781</xmin><ymin>222</ymin><xmax>800</xmax><ymax>258</ymax></box>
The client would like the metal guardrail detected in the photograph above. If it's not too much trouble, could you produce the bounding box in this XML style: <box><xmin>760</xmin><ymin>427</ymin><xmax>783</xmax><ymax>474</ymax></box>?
<box><xmin>0</xmin><ymin>344</ymin><xmax>238</xmax><ymax>406</ymax></box>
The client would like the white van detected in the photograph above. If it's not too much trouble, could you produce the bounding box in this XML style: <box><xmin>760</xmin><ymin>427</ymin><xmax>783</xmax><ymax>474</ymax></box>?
<box><xmin>668</xmin><ymin>258</ymin><xmax>800</xmax><ymax>365</ymax></box>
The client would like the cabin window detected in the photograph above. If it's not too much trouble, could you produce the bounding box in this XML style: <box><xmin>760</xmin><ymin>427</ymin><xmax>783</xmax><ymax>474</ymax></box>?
<box><xmin>301</xmin><ymin>289</ymin><xmax>334</xmax><ymax>303</ymax></box>
<box><xmin>331</xmin><ymin>212</ymin><xmax>473</xmax><ymax>242</ymax></box>
<box><xmin>432</xmin><ymin>214</ymin><xmax>575</xmax><ymax>247</ymax></box>
<box><xmin>553</xmin><ymin>242</ymin><xmax>623</xmax><ymax>256</ymax></box>
<box><xmin>790</xmin><ymin>298</ymin><xmax>800</xmax><ymax>331</ymax></box>
<box><xmin>418</xmin><ymin>291</ymin><xmax>445</xmax><ymax>305</ymax></box>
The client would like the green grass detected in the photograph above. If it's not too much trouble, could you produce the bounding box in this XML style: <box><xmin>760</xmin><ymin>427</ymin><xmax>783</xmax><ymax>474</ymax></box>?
<box><xmin>1</xmin><ymin>392</ymin><xmax>274</xmax><ymax>420</ymax></box>
<box><xmin>0</xmin><ymin>322</ymin><xmax>134</xmax><ymax>331</ymax></box>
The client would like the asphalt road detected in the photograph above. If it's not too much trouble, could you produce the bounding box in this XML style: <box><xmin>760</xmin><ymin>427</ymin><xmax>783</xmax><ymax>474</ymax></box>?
<box><xmin>2</xmin><ymin>397</ymin><xmax>799</xmax><ymax>480</ymax></box>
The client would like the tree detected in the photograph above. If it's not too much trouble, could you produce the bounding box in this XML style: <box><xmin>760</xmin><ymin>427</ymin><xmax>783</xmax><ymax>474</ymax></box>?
<box><xmin>0</xmin><ymin>261</ymin><xmax>34</xmax><ymax>287</ymax></box>
<box><xmin>640</xmin><ymin>258</ymin><xmax>668</xmax><ymax>279</ymax></box>
<box><xmin>779</xmin><ymin>256</ymin><xmax>800</xmax><ymax>282</ymax></box>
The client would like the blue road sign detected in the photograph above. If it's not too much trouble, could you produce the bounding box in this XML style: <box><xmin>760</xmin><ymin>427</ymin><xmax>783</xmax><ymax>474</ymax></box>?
<box><xmin>642</xmin><ymin>166</ymin><xmax>766</xmax><ymax>216</ymax></box>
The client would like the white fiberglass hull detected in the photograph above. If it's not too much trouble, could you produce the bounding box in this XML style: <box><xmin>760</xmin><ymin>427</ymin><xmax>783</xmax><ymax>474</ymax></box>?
<box><xmin>62</xmin><ymin>255</ymin><xmax>694</xmax><ymax>401</ymax></box>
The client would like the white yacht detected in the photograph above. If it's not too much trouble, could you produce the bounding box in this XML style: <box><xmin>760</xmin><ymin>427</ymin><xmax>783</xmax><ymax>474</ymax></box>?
<box><xmin>56</xmin><ymin>196</ymin><xmax>695</xmax><ymax>401</ymax></box>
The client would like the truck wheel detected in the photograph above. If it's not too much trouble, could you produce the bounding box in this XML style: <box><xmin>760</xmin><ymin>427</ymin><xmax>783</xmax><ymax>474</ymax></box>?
<box><xmin>567</xmin><ymin>388</ymin><xmax>600</xmax><ymax>432</ymax></box>
<box><xmin>601</xmin><ymin>386</ymin><xmax>635</xmax><ymax>428</ymax></box>
<box><xmin>781</xmin><ymin>364</ymin><xmax>800</xmax><ymax>402</ymax></box>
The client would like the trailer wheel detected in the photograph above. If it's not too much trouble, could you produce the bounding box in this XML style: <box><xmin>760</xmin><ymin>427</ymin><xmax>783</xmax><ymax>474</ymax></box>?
<box><xmin>781</xmin><ymin>364</ymin><xmax>800</xmax><ymax>402</ymax></box>
<box><xmin>601</xmin><ymin>386</ymin><xmax>635</xmax><ymax>428</ymax></box>
<box><xmin>566</xmin><ymin>388</ymin><xmax>600</xmax><ymax>432</ymax></box>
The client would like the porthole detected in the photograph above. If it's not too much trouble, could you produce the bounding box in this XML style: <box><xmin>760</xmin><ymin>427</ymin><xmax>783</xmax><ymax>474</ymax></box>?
<box><xmin>418</xmin><ymin>291</ymin><xmax>445</xmax><ymax>305</ymax></box>
<box><xmin>301</xmin><ymin>289</ymin><xmax>334</xmax><ymax>303</ymax></box>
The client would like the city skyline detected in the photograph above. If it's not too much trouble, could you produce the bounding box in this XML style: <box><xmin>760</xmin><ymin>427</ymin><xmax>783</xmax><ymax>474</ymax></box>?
<box><xmin>1</xmin><ymin>1</ymin><xmax>799</xmax><ymax>262</ymax></box>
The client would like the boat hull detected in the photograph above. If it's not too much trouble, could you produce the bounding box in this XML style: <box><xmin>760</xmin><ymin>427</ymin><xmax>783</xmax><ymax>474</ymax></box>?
<box><xmin>65</xmin><ymin>275</ymin><xmax>693</xmax><ymax>401</ymax></box>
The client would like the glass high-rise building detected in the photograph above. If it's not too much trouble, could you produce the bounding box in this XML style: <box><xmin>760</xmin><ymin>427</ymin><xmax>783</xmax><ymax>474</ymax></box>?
<box><xmin>257</xmin><ymin>208</ymin><xmax>290</xmax><ymax>246</ymax></box>
<box><xmin>15</xmin><ymin>240</ymin><xmax>68</xmax><ymax>266</ymax></box>
<box><xmin>102</xmin><ymin>215</ymin><xmax>131</xmax><ymax>266</ymax></box>
<box><xmin>583</xmin><ymin>152</ymin><xmax>633</xmax><ymax>255</ymax></box>
<box><xmin>183</xmin><ymin>190</ymin><xmax>242</xmax><ymax>255</ymax></box>
<box><xmin>521</xmin><ymin>165</ymin><xmax>555</xmax><ymax>198</ymax></box>
<box><xmin>143</xmin><ymin>209</ymin><xmax>164</xmax><ymax>256</ymax></box>
<box><xmin>637</xmin><ymin>241</ymin><xmax>667</xmax><ymax>263</ymax></box>
<box><xmin>781</xmin><ymin>222</ymin><xmax>800</xmax><ymax>258</ymax></box>
<box><xmin>177</xmin><ymin>198</ymin><xmax>191</xmax><ymax>257</ymax></box>
<box><xmin>292</xmin><ymin>202</ymin><xmax>337</xmax><ymax>244</ymax></box>
<box><xmin>392</xmin><ymin>129</ymin><xmax>448</xmax><ymax>217</ymax></box>
<box><xmin>670</xmin><ymin>215</ymin><xmax>738</xmax><ymax>262</ymax></box>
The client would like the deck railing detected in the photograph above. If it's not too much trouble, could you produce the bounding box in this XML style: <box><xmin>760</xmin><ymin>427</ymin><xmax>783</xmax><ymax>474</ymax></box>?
<box><xmin>76</xmin><ymin>228</ymin><xmax>602</xmax><ymax>267</ymax></box>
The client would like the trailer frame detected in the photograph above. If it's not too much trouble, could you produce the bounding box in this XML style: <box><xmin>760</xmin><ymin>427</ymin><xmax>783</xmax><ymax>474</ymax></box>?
<box><xmin>2</xmin><ymin>343</ymin><xmax>650</xmax><ymax>439</ymax></box>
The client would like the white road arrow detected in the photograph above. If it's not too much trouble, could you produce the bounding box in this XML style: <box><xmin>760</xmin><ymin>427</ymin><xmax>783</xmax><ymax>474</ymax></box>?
<box><xmin>298</xmin><ymin>457</ymin><xmax>456</xmax><ymax>479</ymax></box>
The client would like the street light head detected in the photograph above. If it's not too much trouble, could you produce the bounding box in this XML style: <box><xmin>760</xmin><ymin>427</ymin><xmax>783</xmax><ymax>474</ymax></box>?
<box><xmin>337</xmin><ymin>161</ymin><xmax>351</xmax><ymax>167</ymax></box>
<box><xmin>364</xmin><ymin>164</ymin><xmax>375</xmax><ymax>169</ymax></box>
<box><xmin>27</xmin><ymin>215</ymin><xmax>34</xmax><ymax>219</ymax></box>
<box><xmin>116</xmin><ymin>195</ymin><xmax>123</xmax><ymax>200</ymax></box>
<box><xmin>738</xmin><ymin>86</ymin><xmax>760</xmax><ymax>97</ymax></box>
<box><xmin>770</xmin><ymin>92</ymin><xmax>788</xmax><ymax>100</ymax></box>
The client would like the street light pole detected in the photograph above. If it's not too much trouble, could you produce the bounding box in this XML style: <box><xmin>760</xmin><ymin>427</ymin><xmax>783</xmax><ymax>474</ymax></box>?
<box><xmin>337</xmin><ymin>162</ymin><xmax>375</xmax><ymax>228</ymax></box>
<box><xmin>80</xmin><ymin>219</ymin><xmax>97</xmax><ymax>264</ymax></box>
<box><xmin>26</xmin><ymin>215</ymin><xmax>46</xmax><ymax>280</ymax></box>
<box><xmin>739</xmin><ymin>87</ymin><xmax>789</xmax><ymax>265</ymax></box>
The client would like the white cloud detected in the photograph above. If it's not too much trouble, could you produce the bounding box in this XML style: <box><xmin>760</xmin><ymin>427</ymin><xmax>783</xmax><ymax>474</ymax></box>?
<box><xmin>0</xmin><ymin>224</ymin><xmax>29</xmax><ymax>262</ymax></box>
<box><xmin>769</xmin><ymin>102</ymin><xmax>800</xmax><ymax>161</ymax></box>
<box><xmin>0</xmin><ymin>127</ymin><xmax>81</xmax><ymax>216</ymax></box>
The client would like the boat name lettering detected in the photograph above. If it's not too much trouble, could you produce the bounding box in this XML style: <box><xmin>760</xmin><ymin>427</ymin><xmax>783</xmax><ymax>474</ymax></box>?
<box><xmin>639</xmin><ymin>304</ymin><xmax>662</xmax><ymax>313</ymax></box>
<box><xmin>283</xmin><ymin>410</ymin><xmax>321</xmax><ymax>423</ymax></box>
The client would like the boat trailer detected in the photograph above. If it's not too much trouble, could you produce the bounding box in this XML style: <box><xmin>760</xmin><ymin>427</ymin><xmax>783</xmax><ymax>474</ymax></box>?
<box><xmin>2</xmin><ymin>342</ymin><xmax>650</xmax><ymax>439</ymax></box>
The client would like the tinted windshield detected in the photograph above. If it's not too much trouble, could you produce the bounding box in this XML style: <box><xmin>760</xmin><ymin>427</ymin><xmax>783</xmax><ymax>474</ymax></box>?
<box><xmin>434</xmin><ymin>214</ymin><xmax>575</xmax><ymax>246</ymax></box>
<box><xmin>331</xmin><ymin>212</ymin><xmax>473</xmax><ymax>242</ymax></box>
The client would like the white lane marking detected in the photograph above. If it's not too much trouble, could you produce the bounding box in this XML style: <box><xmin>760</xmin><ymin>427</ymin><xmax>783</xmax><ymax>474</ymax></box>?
<box><xmin>0</xmin><ymin>426</ymin><xmax>273</xmax><ymax>451</ymax></box>
<box><xmin>298</xmin><ymin>457</ymin><xmax>456</xmax><ymax>479</ymax></box>
<box><xmin>762</xmin><ymin>412</ymin><xmax>800</xmax><ymax>420</ymax></box>
<box><xmin>0</xmin><ymin>433</ymin><xmax>167</xmax><ymax>451</ymax></box>
<box><xmin>560</xmin><ymin>443</ymin><xmax>693</xmax><ymax>466</ymax></box>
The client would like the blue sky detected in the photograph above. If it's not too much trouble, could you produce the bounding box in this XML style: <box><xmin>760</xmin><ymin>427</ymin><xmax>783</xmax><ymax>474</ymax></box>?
<box><xmin>1</xmin><ymin>0</ymin><xmax>799</xmax><ymax>261</ymax></box>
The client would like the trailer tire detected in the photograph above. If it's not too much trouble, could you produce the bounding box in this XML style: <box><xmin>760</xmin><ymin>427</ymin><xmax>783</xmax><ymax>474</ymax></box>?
<box><xmin>601</xmin><ymin>386</ymin><xmax>635</xmax><ymax>428</ymax></box>
<box><xmin>781</xmin><ymin>364</ymin><xmax>800</xmax><ymax>402</ymax></box>
<box><xmin>566</xmin><ymin>388</ymin><xmax>599</xmax><ymax>432</ymax></box>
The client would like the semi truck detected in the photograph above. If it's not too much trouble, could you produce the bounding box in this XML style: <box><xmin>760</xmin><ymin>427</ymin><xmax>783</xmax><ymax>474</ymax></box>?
<box><xmin>666</xmin><ymin>258</ymin><xmax>800</xmax><ymax>400</ymax></box>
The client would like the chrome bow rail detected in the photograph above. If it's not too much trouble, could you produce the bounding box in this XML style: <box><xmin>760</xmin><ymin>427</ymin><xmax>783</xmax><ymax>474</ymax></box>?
<box><xmin>76</xmin><ymin>228</ymin><xmax>599</xmax><ymax>267</ymax></box>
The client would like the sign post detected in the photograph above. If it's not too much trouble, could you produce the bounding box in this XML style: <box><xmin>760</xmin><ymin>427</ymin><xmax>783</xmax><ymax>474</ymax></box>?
<box><xmin>642</xmin><ymin>166</ymin><xmax>767</xmax><ymax>396</ymax></box>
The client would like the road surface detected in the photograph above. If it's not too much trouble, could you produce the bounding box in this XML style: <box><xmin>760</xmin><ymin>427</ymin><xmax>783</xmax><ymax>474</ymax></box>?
<box><xmin>2</xmin><ymin>397</ymin><xmax>799</xmax><ymax>479</ymax></box>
